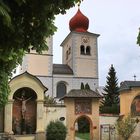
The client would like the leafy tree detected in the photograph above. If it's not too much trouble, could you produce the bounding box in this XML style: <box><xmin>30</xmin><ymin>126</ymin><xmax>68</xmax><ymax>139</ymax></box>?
<box><xmin>46</xmin><ymin>120</ymin><xmax>67</xmax><ymax>140</ymax></box>
<box><xmin>100</xmin><ymin>64</ymin><xmax>119</xmax><ymax>114</ymax></box>
<box><xmin>0</xmin><ymin>0</ymin><xmax>82</xmax><ymax>108</ymax></box>
<box><xmin>0</xmin><ymin>1</ymin><xmax>11</xmax><ymax>27</ymax></box>
<box><xmin>116</xmin><ymin>114</ymin><xmax>137</xmax><ymax>140</ymax></box>
<box><xmin>137</xmin><ymin>28</ymin><xmax>140</xmax><ymax>46</ymax></box>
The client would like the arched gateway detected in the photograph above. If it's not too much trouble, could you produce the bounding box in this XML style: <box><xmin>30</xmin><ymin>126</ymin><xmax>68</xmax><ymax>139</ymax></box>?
<box><xmin>61</xmin><ymin>89</ymin><xmax>102</xmax><ymax>140</ymax></box>
<box><xmin>5</xmin><ymin>72</ymin><xmax>47</xmax><ymax>139</ymax></box>
<box><xmin>74</xmin><ymin>115</ymin><xmax>92</xmax><ymax>140</ymax></box>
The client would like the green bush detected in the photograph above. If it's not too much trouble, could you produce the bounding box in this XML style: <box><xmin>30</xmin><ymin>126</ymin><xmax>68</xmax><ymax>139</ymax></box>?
<box><xmin>116</xmin><ymin>114</ymin><xmax>137</xmax><ymax>140</ymax></box>
<box><xmin>46</xmin><ymin>120</ymin><xmax>67</xmax><ymax>140</ymax></box>
<box><xmin>100</xmin><ymin>104</ymin><xmax>120</xmax><ymax>114</ymax></box>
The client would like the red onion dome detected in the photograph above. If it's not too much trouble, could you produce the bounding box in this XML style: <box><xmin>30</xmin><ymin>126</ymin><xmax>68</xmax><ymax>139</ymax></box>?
<box><xmin>69</xmin><ymin>9</ymin><xmax>89</xmax><ymax>32</ymax></box>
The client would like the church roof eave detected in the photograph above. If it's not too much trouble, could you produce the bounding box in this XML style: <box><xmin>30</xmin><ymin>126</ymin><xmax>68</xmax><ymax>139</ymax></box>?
<box><xmin>9</xmin><ymin>71</ymin><xmax>48</xmax><ymax>92</ymax></box>
<box><xmin>53</xmin><ymin>64</ymin><xmax>73</xmax><ymax>75</ymax></box>
<box><xmin>119</xmin><ymin>81</ymin><xmax>140</xmax><ymax>93</ymax></box>
<box><xmin>60</xmin><ymin>89</ymin><xmax>103</xmax><ymax>100</ymax></box>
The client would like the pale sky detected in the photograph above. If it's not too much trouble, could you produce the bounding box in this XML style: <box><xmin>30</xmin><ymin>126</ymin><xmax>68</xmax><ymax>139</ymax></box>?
<box><xmin>53</xmin><ymin>0</ymin><xmax>140</xmax><ymax>86</ymax></box>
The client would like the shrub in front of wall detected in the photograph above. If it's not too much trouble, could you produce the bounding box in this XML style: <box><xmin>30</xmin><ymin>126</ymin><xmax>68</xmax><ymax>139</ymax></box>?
<box><xmin>100</xmin><ymin>104</ymin><xmax>120</xmax><ymax>114</ymax></box>
<box><xmin>46</xmin><ymin>120</ymin><xmax>67</xmax><ymax>140</ymax></box>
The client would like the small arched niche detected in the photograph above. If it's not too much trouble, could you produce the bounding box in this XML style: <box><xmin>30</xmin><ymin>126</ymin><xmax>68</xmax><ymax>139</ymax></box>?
<box><xmin>12</xmin><ymin>87</ymin><xmax>37</xmax><ymax>135</ymax></box>
<box><xmin>131</xmin><ymin>94</ymin><xmax>140</xmax><ymax>116</ymax></box>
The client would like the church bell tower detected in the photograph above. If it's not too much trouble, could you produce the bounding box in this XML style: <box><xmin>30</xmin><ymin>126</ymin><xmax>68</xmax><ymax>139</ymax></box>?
<box><xmin>61</xmin><ymin>8</ymin><xmax>99</xmax><ymax>79</ymax></box>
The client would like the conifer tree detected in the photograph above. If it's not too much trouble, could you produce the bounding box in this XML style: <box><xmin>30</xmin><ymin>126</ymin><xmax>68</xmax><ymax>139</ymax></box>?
<box><xmin>81</xmin><ymin>82</ymin><xmax>85</xmax><ymax>90</ymax></box>
<box><xmin>80</xmin><ymin>83</ymin><xmax>90</xmax><ymax>90</ymax></box>
<box><xmin>102</xmin><ymin>64</ymin><xmax>119</xmax><ymax>107</ymax></box>
<box><xmin>85</xmin><ymin>83</ymin><xmax>90</xmax><ymax>90</ymax></box>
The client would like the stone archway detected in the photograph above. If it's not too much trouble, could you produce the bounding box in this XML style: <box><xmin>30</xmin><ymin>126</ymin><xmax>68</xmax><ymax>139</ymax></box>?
<box><xmin>4</xmin><ymin>72</ymin><xmax>47</xmax><ymax>138</ymax></box>
<box><xmin>130</xmin><ymin>94</ymin><xmax>140</xmax><ymax>139</ymax></box>
<box><xmin>12</xmin><ymin>87</ymin><xmax>37</xmax><ymax>135</ymax></box>
<box><xmin>62</xmin><ymin>89</ymin><xmax>101</xmax><ymax>140</ymax></box>
<box><xmin>74</xmin><ymin>115</ymin><xmax>93</xmax><ymax>140</ymax></box>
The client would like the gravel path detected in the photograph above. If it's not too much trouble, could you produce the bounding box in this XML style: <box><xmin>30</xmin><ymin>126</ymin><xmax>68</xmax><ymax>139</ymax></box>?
<box><xmin>75</xmin><ymin>137</ymin><xmax>85</xmax><ymax>140</ymax></box>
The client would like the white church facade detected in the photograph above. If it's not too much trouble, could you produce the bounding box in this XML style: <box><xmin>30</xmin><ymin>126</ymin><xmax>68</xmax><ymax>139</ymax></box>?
<box><xmin>20</xmin><ymin>10</ymin><xmax>99</xmax><ymax>100</ymax></box>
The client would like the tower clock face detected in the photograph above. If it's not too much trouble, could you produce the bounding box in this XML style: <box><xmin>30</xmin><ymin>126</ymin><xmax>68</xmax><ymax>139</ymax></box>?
<box><xmin>82</xmin><ymin>36</ymin><xmax>89</xmax><ymax>44</ymax></box>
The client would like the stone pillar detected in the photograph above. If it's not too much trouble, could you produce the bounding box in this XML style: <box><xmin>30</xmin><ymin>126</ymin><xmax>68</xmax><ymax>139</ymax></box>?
<box><xmin>4</xmin><ymin>100</ymin><xmax>14</xmax><ymax>134</ymax></box>
<box><xmin>36</xmin><ymin>100</ymin><xmax>45</xmax><ymax>140</ymax></box>
<box><xmin>35</xmin><ymin>132</ymin><xmax>45</xmax><ymax>140</ymax></box>
<box><xmin>92</xmin><ymin>117</ymin><xmax>99</xmax><ymax>140</ymax></box>
<box><xmin>64</xmin><ymin>99</ymin><xmax>75</xmax><ymax>140</ymax></box>
<box><xmin>67</xmin><ymin>125</ymin><xmax>75</xmax><ymax>140</ymax></box>
<box><xmin>92</xmin><ymin>99</ymin><xmax>100</xmax><ymax>140</ymax></box>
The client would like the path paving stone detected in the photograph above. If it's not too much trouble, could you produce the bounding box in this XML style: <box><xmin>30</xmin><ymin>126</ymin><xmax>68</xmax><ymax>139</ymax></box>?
<box><xmin>75</xmin><ymin>137</ymin><xmax>85</xmax><ymax>140</ymax></box>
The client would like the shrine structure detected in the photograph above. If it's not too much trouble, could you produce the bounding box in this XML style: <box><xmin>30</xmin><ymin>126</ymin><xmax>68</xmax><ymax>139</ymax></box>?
<box><xmin>61</xmin><ymin>89</ymin><xmax>102</xmax><ymax>140</ymax></box>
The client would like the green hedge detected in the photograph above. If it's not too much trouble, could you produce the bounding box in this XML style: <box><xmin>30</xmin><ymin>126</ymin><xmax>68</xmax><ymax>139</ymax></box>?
<box><xmin>46</xmin><ymin>121</ymin><xmax>67</xmax><ymax>140</ymax></box>
<box><xmin>100</xmin><ymin>104</ymin><xmax>120</xmax><ymax>114</ymax></box>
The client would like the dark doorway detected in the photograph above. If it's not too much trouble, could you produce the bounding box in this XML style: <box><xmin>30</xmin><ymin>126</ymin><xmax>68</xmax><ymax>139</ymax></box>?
<box><xmin>75</xmin><ymin>116</ymin><xmax>90</xmax><ymax>140</ymax></box>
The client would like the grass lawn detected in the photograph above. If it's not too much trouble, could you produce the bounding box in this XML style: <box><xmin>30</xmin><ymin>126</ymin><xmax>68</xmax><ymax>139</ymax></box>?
<box><xmin>75</xmin><ymin>132</ymin><xmax>90</xmax><ymax>140</ymax></box>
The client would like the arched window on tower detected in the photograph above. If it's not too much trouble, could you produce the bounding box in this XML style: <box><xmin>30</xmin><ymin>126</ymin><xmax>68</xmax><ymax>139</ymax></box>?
<box><xmin>86</xmin><ymin>46</ymin><xmax>91</xmax><ymax>55</ymax></box>
<box><xmin>80</xmin><ymin>45</ymin><xmax>85</xmax><ymax>55</ymax></box>
<box><xmin>56</xmin><ymin>82</ymin><xmax>67</xmax><ymax>98</ymax></box>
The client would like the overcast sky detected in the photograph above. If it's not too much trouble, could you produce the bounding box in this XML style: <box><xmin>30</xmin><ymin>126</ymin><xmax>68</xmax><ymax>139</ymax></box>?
<box><xmin>53</xmin><ymin>0</ymin><xmax>140</xmax><ymax>86</ymax></box>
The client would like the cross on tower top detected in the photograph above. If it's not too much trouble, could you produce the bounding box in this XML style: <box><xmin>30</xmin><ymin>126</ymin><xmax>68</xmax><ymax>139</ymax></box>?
<box><xmin>133</xmin><ymin>74</ymin><xmax>137</xmax><ymax>81</ymax></box>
